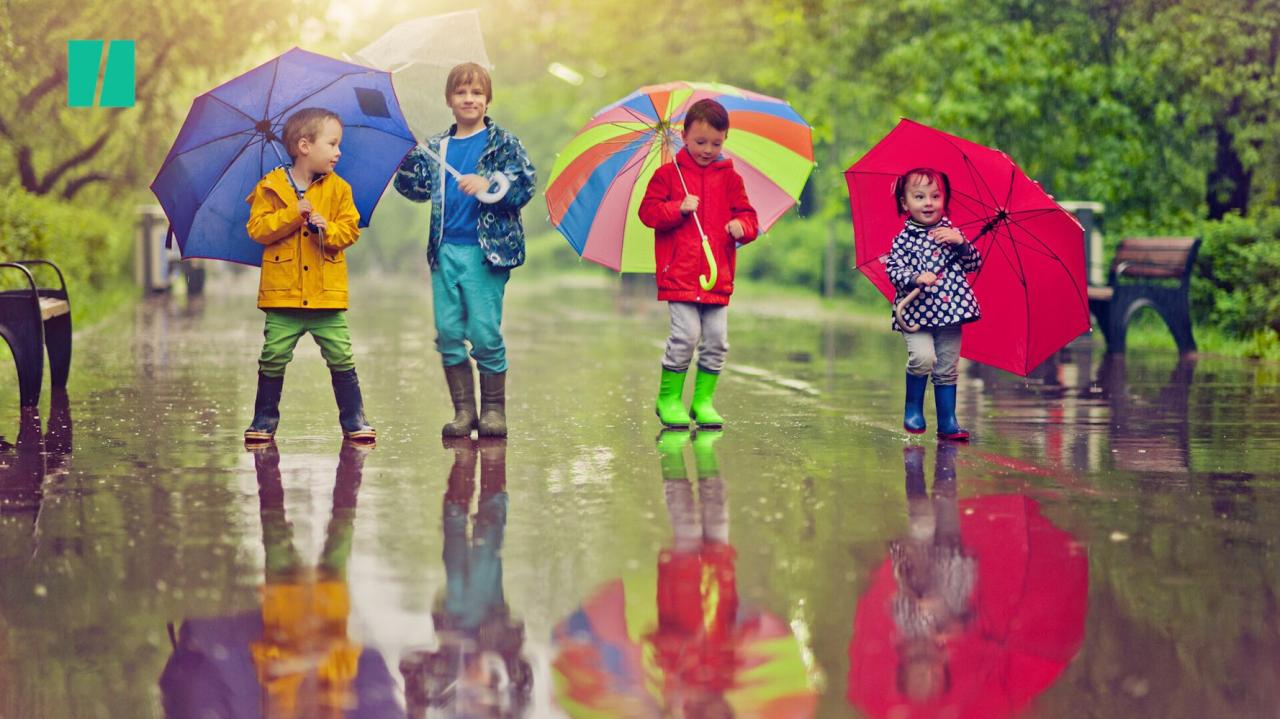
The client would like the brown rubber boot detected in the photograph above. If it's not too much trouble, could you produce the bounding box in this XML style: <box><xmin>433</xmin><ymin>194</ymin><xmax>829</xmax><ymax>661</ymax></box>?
<box><xmin>442</xmin><ymin>361</ymin><xmax>478</xmax><ymax>438</ymax></box>
<box><xmin>477</xmin><ymin>371</ymin><xmax>507</xmax><ymax>437</ymax></box>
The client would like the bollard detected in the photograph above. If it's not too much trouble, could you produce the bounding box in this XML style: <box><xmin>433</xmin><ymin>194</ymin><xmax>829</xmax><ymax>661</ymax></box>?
<box><xmin>1058</xmin><ymin>201</ymin><xmax>1105</xmax><ymax>287</ymax></box>
<box><xmin>135</xmin><ymin>205</ymin><xmax>173</xmax><ymax>293</ymax></box>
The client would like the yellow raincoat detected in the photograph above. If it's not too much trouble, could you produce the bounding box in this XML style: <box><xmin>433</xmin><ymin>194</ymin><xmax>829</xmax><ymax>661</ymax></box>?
<box><xmin>247</xmin><ymin>167</ymin><xmax>360</xmax><ymax>310</ymax></box>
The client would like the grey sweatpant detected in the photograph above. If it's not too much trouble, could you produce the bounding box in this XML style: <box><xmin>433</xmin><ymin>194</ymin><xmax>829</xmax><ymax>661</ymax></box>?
<box><xmin>903</xmin><ymin>325</ymin><xmax>962</xmax><ymax>385</ymax></box>
<box><xmin>662</xmin><ymin>302</ymin><xmax>728</xmax><ymax>373</ymax></box>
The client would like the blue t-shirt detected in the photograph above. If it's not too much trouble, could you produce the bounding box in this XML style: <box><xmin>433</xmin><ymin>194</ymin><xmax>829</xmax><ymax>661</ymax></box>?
<box><xmin>442</xmin><ymin>131</ymin><xmax>487</xmax><ymax>245</ymax></box>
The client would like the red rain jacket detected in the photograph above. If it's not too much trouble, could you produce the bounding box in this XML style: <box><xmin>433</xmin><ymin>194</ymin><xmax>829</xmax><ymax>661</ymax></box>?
<box><xmin>639</xmin><ymin>148</ymin><xmax>759</xmax><ymax>305</ymax></box>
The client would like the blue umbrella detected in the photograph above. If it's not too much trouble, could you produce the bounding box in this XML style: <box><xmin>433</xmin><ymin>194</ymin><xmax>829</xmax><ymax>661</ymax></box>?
<box><xmin>150</xmin><ymin>47</ymin><xmax>416</xmax><ymax>266</ymax></box>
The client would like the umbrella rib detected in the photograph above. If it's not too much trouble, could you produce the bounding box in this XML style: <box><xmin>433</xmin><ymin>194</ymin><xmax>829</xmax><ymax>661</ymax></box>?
<box><xmin>162</xmin><ymin>127</ymin><xmax>259</xmax><ymax>162</ymax></box>
<box><xmin>207</xmin><ymin>93</ymin><xmax>260</xmax><ymax>125</ymax></box>
<box><xmin>268</xmin><ymin>71</ymin><xmax>369</xmax><ymax>128</ymax></box>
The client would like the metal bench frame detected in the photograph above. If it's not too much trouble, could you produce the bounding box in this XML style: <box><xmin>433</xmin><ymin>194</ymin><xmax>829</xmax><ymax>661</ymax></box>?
<box><xmin>1087</xmin><ymin>237</ymin><xmax>1200</xmax><ymax>355</ymax></box>
<box><xmin>0</xmin><ymin>260</ymin><xmax>72</xmax><ymax>407</ymax></box>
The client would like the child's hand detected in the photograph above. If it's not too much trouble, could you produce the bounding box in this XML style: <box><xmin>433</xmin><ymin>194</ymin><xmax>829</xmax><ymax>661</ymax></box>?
<box><xmin>725</xmin><ymin>219</ymin><xmax>745</xmax><ymax>240</ymax></box>
<box><xmin>929</xmin><ymin>227</ymin><xmax>965</xmax><ymax>246</ymax></box>
<box><xmin>680</xmin><ymin>194</ymin><xmax>700</xmax><ymax>215</ymax></box>
<box><xmin>309</xmin><ymin>212</ymin><xmax>327</xmax><ymax>232</ymax></box>
<box><xmin>916</xmin><ymin>271</ymin><xmax>938</xmax><ymax>287</ymax></box>
<box><xmin>296</xmin><ymin>199</ymin><xmax>313</xmax><ymax>219</ymax></box>
<box><xmin>458</xmin><ymin>174</ymin><xmax>490</xmax><ymax>196</ymax></box>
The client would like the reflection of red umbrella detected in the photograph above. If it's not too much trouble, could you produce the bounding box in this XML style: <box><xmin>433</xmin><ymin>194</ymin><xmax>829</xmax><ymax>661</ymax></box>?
<box><xmin>848</xmin><ymin>494</ymin><xmax>1088</xmax><ymax>719</ymax></box>
<box><xmin>845</xmin><ymin>120</ymin><xmax>1089</xmax><ymax>376</ymax></box>
<box><xmin>553</xmin><ymin>549</ymin><xmax>817</xmax><ymax>718</ymax></box>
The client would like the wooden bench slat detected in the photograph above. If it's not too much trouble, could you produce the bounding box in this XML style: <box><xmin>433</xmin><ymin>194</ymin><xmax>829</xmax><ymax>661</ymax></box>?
<box><xmin>1087</xmin><ymin>286</ymin><xmax>1114</xmax><ymax>301</ymax></box>
<box><xmin>39</xmin><ymin>297</ymin><xmax>70</xmax><ymax>321</ymax></box>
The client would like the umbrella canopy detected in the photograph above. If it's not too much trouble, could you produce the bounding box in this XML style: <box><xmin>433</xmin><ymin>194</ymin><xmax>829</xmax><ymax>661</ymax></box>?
<box><xmin>150</xmin><ymin>48</ymin><xmax>416</xmax><ymax>266</ymax></box>
<box><xmin>159</xmin><ymin>611</ymin><xmax>403</xmax><ymax>719</ymax></box>
<box><xmin>847</xmin><ymin>494</ymin><xmax>1089</xmax><ymax>719</ymax></box>
<box><xmin>546</xmin><ymin>81</ymin><xmax>814</xmax><ymax>272</ymax></box>
<box><xmin>845</xmin><ymin>119</ymin><xmax>1089</xmax><ymax>376</ymax></box>
<box><xmin>352</xmin><ymin>9</ymin><xmax>492</xmax><ymax>141</ymax></box>
<box><xmin>552</xmin><ymin>568</ymin><xmax>817</xmax><ymax>718</ymax></box>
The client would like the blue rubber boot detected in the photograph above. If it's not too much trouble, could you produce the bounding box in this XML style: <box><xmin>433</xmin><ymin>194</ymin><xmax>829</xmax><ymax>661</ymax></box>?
<box><xmin>904</xmin><ymin>373</ymin><xmax>928</xmax><ymax>434</ymax></box>
<box><xmin>244</xmin><ymin>372</ymin><xmax>284</xmax><ymax>444</ymax></box>
<box><xmin>934</xmin><ymin>383</ymin><xmax>970</xmax><ymax>441</ymax></box>
<box><xmin>331</xmin><ymin>369</ymin><xmax>377</xmax><ymax>444</ymax></box>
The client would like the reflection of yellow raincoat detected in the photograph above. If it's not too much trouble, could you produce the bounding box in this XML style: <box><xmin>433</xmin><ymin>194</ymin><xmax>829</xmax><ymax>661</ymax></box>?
<box><xmin>246</xmin><ymin>168</ymin><xmax>360</xmax><ymax>310</ymax></box>
<box><xmin>250</xmin><ymin>577</ymin><xmax>361</xmax><ymax>719</ymax></box>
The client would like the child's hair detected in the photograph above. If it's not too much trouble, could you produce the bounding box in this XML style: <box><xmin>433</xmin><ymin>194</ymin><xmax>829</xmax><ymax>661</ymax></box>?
<box><xmin>445</xmin><ymin>62</ymin><xmax>493</xmax><ymax>102</ymax></box>
<box><xmin>683</xmin><ymin>98</ymin><xmax>730</xmax><ymax>133</ymax></box>
<box><xmin>281</xmin><ymin>108</ymin><xmax>342</xmax><ymax>161</ymax></box>
<box><xmin>894</xmin><ymin>167</ymin><xmax>951</xmax><ymax>216</ymax></box>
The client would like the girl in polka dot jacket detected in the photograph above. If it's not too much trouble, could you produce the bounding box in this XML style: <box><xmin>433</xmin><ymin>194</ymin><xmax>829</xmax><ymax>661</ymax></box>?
<box><xmin>885</xmin><ymin>168</ymin><xmax>983</xmax><ymax>441</ymax></box>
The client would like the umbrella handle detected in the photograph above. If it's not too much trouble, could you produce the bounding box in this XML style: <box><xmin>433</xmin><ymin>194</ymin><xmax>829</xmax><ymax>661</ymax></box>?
<box><xmin>674</xmin><ymin>161</ymin><xmax>717</xmax><ymax>291</ymax></box>
<box><xmin>699</xmin><ymin>238</ymin><xmax>718</xmax><ymax>291</ymax></box>
<box><xmin>474</xmin><ymin>171</ymin><xmax>510</xmax><ymax>205</ymax></box>
<box><xmin>419</xmin><ymin>143</ymin><xmax>510</xmax><ymax>205</ymax></box>
<box><xmin>895</xmin><ymin>287</ymin><xmax>922</xmax><ymax>333</ymax></box>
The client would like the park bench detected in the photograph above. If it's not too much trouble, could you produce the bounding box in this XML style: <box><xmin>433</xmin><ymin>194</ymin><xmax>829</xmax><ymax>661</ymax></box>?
<box><xmin>0</xmin><ymin>260</ymin><xmax>72</xmax><ymax>407</ymax></box>
<box><xmin>1087</xmin><ymin>237</ymin><xmax>1200</xmax><ymax>355</ymax></box>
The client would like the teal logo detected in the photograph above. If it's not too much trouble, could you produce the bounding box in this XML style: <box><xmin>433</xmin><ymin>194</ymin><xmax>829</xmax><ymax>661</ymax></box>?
<box><xmin>67</xmin><ymin>40</ymin><xmax>135</xmax><ymax>107</ymax></box>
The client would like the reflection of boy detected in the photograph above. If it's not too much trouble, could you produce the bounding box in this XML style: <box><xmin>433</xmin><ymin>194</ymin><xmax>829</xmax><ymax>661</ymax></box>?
<box><xmin>890</xmin><ymin>444</ymin><xmax>976</xmax><ymax>702</ymax></box>
<box><xmin>651</xmin><ymin>430</ymin><xmax>738</xmax><ymax>718</ymax></box>
<box><xmin>401</xmin><ymin>438</ymin><xmax>531</xmax><ymax>718</ymax></box>
<box><xmin>248</xmin><ymin>442</ymin><xmax>371</xmax><ymax>719</ymax></box>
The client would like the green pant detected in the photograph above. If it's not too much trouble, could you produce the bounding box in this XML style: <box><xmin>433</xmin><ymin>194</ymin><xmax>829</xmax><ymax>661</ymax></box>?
<box><xmin>258</xmin><ymin>309</ymin><xmax>355</xmax><ymax>378</ymax></box>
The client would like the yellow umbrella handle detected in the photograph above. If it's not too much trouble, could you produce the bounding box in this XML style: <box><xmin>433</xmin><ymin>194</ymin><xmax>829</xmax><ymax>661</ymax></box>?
<box><xmin>699</xmin><ymin>238</ymin><xmax>718</xmax><ymax>291</ymax></box>
<box><xmin>895</xmin><ymin>287</ymin><xmax>922</xmax><ymax>333</ymax></box>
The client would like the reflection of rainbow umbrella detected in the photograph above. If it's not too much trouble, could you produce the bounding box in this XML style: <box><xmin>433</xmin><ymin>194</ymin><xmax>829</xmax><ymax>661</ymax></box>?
<box><xmin>848</xmin><ymin>495</ymin><xmax>1088</xmax><ymax>719</ymax></box>
<box><xmin>553</xmin><ymin>566</ymin><xmax>817</xmax><ymax>718</ymax></box>
<box><xmin>546</xmin><ymin>82</ymin><xmax>814</xmax><ymax>272</ymax></box>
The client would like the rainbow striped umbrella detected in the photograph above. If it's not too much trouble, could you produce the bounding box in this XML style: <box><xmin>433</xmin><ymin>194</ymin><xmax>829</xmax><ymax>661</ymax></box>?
<box><xmin>546</xmin><ymin>81</ymin><xmax>814</xmax><ymax>272</ymax></box>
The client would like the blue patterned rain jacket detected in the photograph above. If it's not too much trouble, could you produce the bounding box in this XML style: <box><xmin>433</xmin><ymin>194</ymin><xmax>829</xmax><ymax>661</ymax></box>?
<box><xmin>393</xmin><ymin>118</ymin><xmax>536</xmax><ymax>270</ymax></box>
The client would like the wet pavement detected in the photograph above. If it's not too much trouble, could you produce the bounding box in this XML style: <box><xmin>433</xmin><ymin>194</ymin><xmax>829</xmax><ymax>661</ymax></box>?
<box><xmin>1</xmin><ymin>272</ymin><xmax>1278</xmax><ymax>718</ymax></box>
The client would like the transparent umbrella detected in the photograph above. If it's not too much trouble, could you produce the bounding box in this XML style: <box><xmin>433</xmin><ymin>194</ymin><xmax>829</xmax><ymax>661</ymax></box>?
<box><xmin>353</xmin><ymin>9</ymin><xmax>492</xmax><ymax>142</ymax></box>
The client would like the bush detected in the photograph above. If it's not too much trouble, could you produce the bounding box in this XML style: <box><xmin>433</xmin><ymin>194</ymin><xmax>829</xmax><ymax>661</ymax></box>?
<box><xmin>0</xmin><ymin>185</ymin><xmax>132</xmax><ymax>305</ymax></box>
<box><xmin>1192</xmin><ymin>206</ymin><xmax>1280</xmax><ymax>352</ymax></box>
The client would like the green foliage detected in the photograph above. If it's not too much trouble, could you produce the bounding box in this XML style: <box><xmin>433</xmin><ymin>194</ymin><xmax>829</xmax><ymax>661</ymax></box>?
<box><xmin>1192</xmin><ymin>206</ymin><xmax>1280</xmax><ymax>352</ymax></box>
<box><xmin>0</xmin><ymin>184</ymin><xmax>131</xmax><ymax>323</ymax></box>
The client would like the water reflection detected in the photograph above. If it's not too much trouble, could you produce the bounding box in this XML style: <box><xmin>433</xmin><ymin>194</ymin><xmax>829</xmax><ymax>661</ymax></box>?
<box><xmin>399</xmin><ymin>437</ymin><xmax>531</xmax><ymax>719</ymax></box>
<box><xmin>552</xmin><ymin>430</ymin><xmax>817</xmax><ymax>718</ymax></box>
<box><xmin>848</xmin><ymin>445</ymin><xmax>1089</xmax><ymax>719</ymax></box>
<box><xmin>160</xmin><ymin>442</ymin><xmax>401</xmax><ymax>718</ymax></box>
<box><xmin>970</xmin><ymin>347</ymin><xmax>1199</xmax><ymax>475</ymax></box>
<box><xmin>0</xmin><ymin>389</ymin><xmax>72</xmax><ymax>526</ymax></box>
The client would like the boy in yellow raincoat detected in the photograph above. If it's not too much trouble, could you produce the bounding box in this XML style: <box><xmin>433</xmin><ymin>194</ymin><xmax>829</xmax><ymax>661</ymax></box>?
<box><xmin>243</xmin><ymin>107</ymin><xmax>376</xmax><ymax>445</ymax></box>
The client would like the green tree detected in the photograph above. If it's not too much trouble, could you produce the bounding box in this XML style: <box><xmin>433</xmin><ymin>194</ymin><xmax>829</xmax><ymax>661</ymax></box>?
<box><xmin>0</xmin><ymin>0</ymin><xmax>304</xmax><ymax>202</ymax></box>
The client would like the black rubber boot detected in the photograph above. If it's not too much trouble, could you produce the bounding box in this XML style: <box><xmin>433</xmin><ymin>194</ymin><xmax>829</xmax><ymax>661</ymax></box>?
<box><xmin>478</xmin><ymin>371</ymin><xmax>507</xmax><ymax>437</ymax></box>
<box><xmin>331</xmin><ymin>369</ymin><xmax>376</xmax><ymax>444</ymax></box>
<box><xmin>244</xmin><ymin>372</ymin><xmax>284</xmax><ymax>444</ymax></box>
<box><xmin>442</xmin><ymin>361</ymin><xmax>478</xmax><ymax>438</ymax></box>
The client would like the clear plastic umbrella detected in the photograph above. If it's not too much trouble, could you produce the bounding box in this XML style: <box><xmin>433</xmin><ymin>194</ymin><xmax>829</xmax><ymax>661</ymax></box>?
<box><xmin>353</xmin><ymin>9</ymin><xmax>492</xmax><ymax>142</ymax></box>
<box><xmin>353</xmin><ymin>9</ymin><xmax>508</xmax><ymax>203</ymax></box>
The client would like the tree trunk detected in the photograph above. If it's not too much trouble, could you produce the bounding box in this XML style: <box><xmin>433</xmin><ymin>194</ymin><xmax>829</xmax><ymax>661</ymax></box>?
<box><xmin>1206</xmin><ymin>122</ymin><xmax>1251</xmax><ymax>220</ymax></box>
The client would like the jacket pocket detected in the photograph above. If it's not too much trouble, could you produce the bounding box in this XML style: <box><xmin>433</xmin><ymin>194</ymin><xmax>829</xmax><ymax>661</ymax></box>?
<box><xmin>261</xmin><ymin>246</ymin><xmax>297</xmax><ymax>291</ymax></box>
<box><xmin>322</xmin><ymin>251</ymin><xmax>348</xmax><ymax>292</ymax></box>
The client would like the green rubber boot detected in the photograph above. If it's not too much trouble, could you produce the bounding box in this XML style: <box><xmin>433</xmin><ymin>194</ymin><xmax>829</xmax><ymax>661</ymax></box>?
<box><xmin>689</xmin><ymin>368</ymin><xmax>724</xmax><ymax>428</ymax></box>
<box><xmin>656</xmin><ymin>429</ymin><xmax>692</xmax><ymax>481</ymax></box>
<box><xmin>655</xmin><ymin>367</ymin><xmax>692</xmax><ymax>428</ymax></box>
<box><xmin>692</xmin><ymin>429</ymin><xmax>723</xmax><ymax>480</ymax></box>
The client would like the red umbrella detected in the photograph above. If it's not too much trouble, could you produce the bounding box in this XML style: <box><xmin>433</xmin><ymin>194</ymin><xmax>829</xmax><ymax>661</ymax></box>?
<box><xmin>847</xmin><ymin>494</ymin><xmax>1088</xmax><ymax>719</ymax></box>
<box><xmin>845</xmin><ymin>119</ymin><xmax>1090</xmax><ymax>376</ymax></box>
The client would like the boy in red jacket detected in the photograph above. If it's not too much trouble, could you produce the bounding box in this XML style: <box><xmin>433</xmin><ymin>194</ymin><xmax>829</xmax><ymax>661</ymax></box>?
<box><xmin>639</xmin><ymin>99</ymin><xmax>759</xmax><ymax>429</ymax></box>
